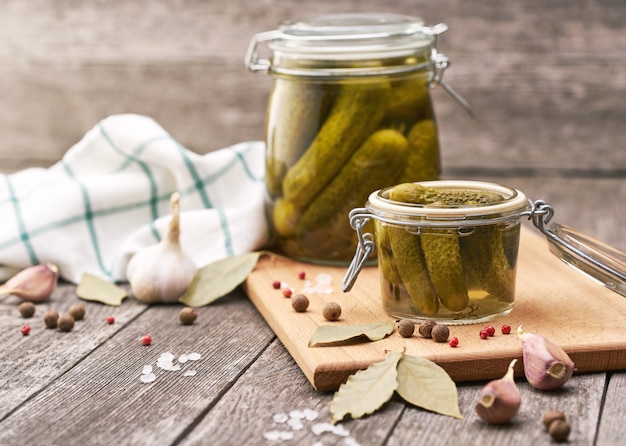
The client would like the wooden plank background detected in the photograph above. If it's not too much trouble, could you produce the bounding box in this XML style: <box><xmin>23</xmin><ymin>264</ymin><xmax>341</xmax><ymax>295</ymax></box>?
<box><xmin>0</xmin><ymin>0</ymin><xmax>624</xmax><ymax>176</ymax></box>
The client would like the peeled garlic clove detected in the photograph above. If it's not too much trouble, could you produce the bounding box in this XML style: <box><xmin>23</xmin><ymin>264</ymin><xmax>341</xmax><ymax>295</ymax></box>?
<box><xmin>475</xmin><ymin>359</ymin><xmax>521</xmax><ymax>424</ymax></box>
<box><xmin>126</xmin><ymin>192</ymin><xmax>197</xmax><ymax>304</ymax></box>
<box><xmin>518</xmin><ymin>326</ymin><xmax>575</xmax><ymax>390</ymax></box>
<box><xmin>0</xmin><ymin>263</ymin><xmax>59</xmax><ymax>302</ymax></box>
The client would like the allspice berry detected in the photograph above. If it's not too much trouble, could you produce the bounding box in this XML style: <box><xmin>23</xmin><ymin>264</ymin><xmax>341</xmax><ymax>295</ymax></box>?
<box><xmin>431</xmin><ymin>324</ymin><xmax>450</xmax><ymax>343</ymax></box>
<box><xmin>543</xmin><ymin>410</ymin><xmax>566</xmax><ymax>429</ymax></box>
<box><xmin>322</xmin><ymin>302</ymin><xmax>341</xmax><ymax>321</ymax></box>
<box><xmin>57</xmin><ymin>314</ymin><xmax>75</xmax><ymax>332</ymax></box>
<box><xmin>397</xmin><ymin>319</ymin><xmax>415</xmax><ymax>338</ymax></box>
<box><xmin>548</xmin><ymin>419</ymin><xmax>571</xmax><ymax>443</ymax></box>
<box><xmin>19</xmin><ymin>301</ymin><xmax>36</xmax><ymax>318</ymax></box>
<box><xmin>44</xmin><ymin>310</ymin><xmax>59</xmax><ymax>329</ymax></box>
<box><xmin>291</xmin><ymin>294</ymin><xmax>309</xmax><ymax>312</ymax></box>
<box><xmin>418</xmin><ymin>319</ymin><xmax>437</xmax><ymax>338</ymax></box>
<box><xmin>69</xmin><ymin>304</ymin><xmax>86</xmax><ymax>321</ymax></box>
<box><xmin>179</xmin><ymin>307</ymin><xmax>198</xmax><ymax>325</ymax></box>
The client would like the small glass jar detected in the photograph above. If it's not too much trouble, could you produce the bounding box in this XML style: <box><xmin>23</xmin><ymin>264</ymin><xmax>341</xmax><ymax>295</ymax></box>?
<box><xmin>245</xmin><ymin>13</ymin><xmax>464</xmax><ymax>264</ymax></box>
<box><xmin>343</xmin><ymin>180</ymin><xmax>531</xmax><ymax>324</ymax></box>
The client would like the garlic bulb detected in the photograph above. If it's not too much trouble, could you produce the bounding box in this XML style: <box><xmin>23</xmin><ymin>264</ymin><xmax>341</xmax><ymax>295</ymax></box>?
<box><xmin>0</xmin><ymin>263</ymin><xmax>59</xmax><ymax>302</ymax></box>
<box><xmin>475</xmin><ymin>359</ymin><xmax>521</xmax><ymax>424</ymax></box>
<box><xmin>126</xmin><ymin>192</ymin><xmax>197</xmax><ymax>304</ymax></box>
<box><xmin>518</xmin><ymin>326</ymin><xmax>575</xmax><ymax>390</ymax></box>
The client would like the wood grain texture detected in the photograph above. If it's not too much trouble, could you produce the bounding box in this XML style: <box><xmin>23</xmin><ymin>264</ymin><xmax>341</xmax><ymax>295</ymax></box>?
<box><xmin>0</xmin><ymin>0</ymin><xmax>624</xmax><ymax>174</ymax></box>
<box><xmin>0</xmin><ymin>288</ymin><xmax>275</xmax><ymax>445</ymax></box>
<box><xmin>244</xmin><ymin>227</ymin><xmax>626</xmax><ymax>391</ymax></box>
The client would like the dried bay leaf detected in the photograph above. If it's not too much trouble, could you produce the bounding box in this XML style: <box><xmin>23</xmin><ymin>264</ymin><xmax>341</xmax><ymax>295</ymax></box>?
<box><xmin>76</xmin><ymin>272</ymin><xmax>128</xmax><ymax>306</ymax></box>
<box><xmin>330</xmin><ymin>350</ymin><xmax>403</xmax><ymax>424</ymax></box>
<box><xmin>178</xmin><ymin>251</ymin><xmax>261</xmax><ymax>307</ymax></box>
<box><xmin>308</xmin><ymin>321</ymin><xmax>396</xmax><ymax>347</ymax></box>
<box><xmin>396</xmin><ymin>354</ymin><xmax>463</xmax><ymax>419</ymax></box>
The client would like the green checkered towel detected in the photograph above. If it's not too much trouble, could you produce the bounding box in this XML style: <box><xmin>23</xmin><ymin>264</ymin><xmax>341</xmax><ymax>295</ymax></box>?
<box><xmin>0</xmin><ymin>114</ymin><xmax>268</xmax><ymax>283</ymax></box>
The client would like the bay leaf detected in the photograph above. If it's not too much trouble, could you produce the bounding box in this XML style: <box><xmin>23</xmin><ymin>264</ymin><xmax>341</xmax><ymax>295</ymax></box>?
<box><xmin>308</xmin><ymin>321</ymin><xmax>396</xmax><ymax>347</ymax></box>
<box><xmin>330</xmin><ymin>350</ymin><xmax>403</xmax><ymax>424</ymax></box>
<box><xmin>396</xmin><ymin>354</ymin><xmax>463</xmax><ymax>419</ymax></box>
<box><xmin>178</xmin><ymin>251</ymin><xmax>261</xmax><ymax>307</ymax></box>
<box><xmin>76</xmin><ymin>272</ymin><xmax>128</xmax><ymax>306</ymax></box>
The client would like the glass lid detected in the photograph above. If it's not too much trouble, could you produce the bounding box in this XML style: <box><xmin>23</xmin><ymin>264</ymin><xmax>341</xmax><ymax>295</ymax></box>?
<box><xmin>529</xmin><ymin>201</ymin><xmax>626</xmax><ymax>297</ymax></box>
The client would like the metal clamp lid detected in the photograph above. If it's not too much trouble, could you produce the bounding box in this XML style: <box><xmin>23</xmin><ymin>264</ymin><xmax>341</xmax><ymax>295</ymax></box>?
<box><xmin>527</xmin><ymin>201</ymin><xmax>626</xmax><ymax>297</ymax></box>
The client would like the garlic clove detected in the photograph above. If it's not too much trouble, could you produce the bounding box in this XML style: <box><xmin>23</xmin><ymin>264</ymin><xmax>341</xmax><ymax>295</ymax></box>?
<box><xmin>126</xmin><ymin>192</ymin><xmax>197</xmax><ymax>304</ymax></box>
<box><xmin>517</xmin><ymin>325</ymin><xmax>575</xmax><ymax>390</ymax></box>
<box><xmin>0</xmin><ymin>263</ymin><xmax>59</xmax><ymax>302</ymax></box>
<box><xmin>475</xmin><ymin>359</ymin><xmax>521</xmax><ymax>424</ymax></box>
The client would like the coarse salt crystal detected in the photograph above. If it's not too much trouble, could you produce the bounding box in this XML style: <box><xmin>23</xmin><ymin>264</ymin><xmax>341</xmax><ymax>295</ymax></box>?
<box><xmin>311</xmin><ymin>422</ymin><xmax>334</xmax><ymax>436</ymax></box>
<box><xmin>287</xmin><ymin>418</ymin><xmax>303</xmax><ymax>430</ymax></box>
<box><xmin>178</xmin><ymin>354</ymin><xmax>189</xmax><ymax>363</ymax></box>
<box><xmin>142</xmin><ymin>365</ymin><xmax>153</xmax><ymax>375</ymax></box>
<box><xmin>316</xmin><ymin>273</ymin><xmax>332</xmax><ymax>285</ymax></box>
<box><xmin>289</xmin><ymin>409</ymin><xmax>305</xmax><ymax>419</ymax></box>
<box><xmin>187</xmin><ymin>352</ymin><xmax>202</xmax><ymax>361</ymax></box>
<box><xmin>332</xmin><ymin>424</ymin><xmax>350</xmax><ymax>437</ymax></box>
<box><xmin>263</xmin><ymin>430</ymin><xmax>281</xmax><ymax>441</ymax></box>
<box><xmin>344</xmin><ymin>437</ymin><xmax>362</xmax><ymax>446</ymax></box>
<box><xmin>140</xmin><ymin>373</ymin><xmax>156</xmax><ymax>383</ymax></box>
<box><xmin>183</xmin><ymin>370</ymin><xmax>196</xmax><ymax>377</ymax></box>
<box><xmin>303</xmin><ymin>408</ymin><xmax>319</xmax><ymax>421</ymax></box>
<box><xmin>279</xmin><ymin>431</ymin><xmax>294</xmax><ymax>440</ymax></box>
<box><xmin>272</xmin><ymin>413</ymin><xmax>289</xmax><ymax>423</ymax></box>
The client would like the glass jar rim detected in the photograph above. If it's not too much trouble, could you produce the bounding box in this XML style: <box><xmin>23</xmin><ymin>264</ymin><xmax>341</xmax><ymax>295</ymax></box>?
<box><xmin>366</xmin><ymin>180</ymin><xmax>530</xmax><ymax>223</ymax></box>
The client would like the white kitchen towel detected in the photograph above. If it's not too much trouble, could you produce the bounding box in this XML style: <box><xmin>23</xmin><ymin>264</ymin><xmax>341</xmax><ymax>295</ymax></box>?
<box><xmin>0</xmin><ymin>114</ymin><xmax>269</xmax><ymax>283</ymax></box>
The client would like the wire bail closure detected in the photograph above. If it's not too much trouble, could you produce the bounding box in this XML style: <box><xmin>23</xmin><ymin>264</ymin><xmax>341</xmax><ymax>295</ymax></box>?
<box><xmin>342</xmin><ymin>208</ymin><xmax>376</xmax><ymax>292</ymax></box>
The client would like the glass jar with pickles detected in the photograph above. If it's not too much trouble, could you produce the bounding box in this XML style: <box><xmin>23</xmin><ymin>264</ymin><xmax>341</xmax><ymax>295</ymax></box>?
<box><xmin>246</xmin><ymin>13</ymin><xmax>464</xmax><ymax>264</ymax></box>
<box><xmin>343</xmin><ymin>181</ymin><xmax>531</xmax><ymax>324</ymax></box>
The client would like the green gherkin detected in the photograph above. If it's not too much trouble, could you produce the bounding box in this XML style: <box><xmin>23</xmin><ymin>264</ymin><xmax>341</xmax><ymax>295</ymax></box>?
<box><xmin>282</xmin><ymin>81</ymin><xmax>391</xmax><ymax>208</ymax></box>
<box><xmin>387</xmin><ymin>226</ymin><xmax>439</xmax><ymax>316</ymax></box>
<box><xmin>292</xmin><ymin>128</ymin><xmax>409</xmax><ymax>259</ymax></box>
<box><xmin>265</xmin><ymin>80</ymin><xmax>337</xmax><ymax>198</ymax></box>
<box><xmin>376</xmin><ymin>223</ymin><xmax>402</xmax><ymax>285</ymax></box>
<box><xmin>389</xmin><ymin>183</ymin><xmax>503</xmax><ymax>206</ymax></box>
<box><xmin>420</xmin><ymin>229</ymin><xmax>469</xmax><ymax>311</ymax></box>
<box><xmin>398</xmin><ymin>119</ymin><xmax>440</xmax><ymax>183</ymax></box>
<box><xmin>381</xmin><ymin>77</ymin><xmax>432</xmax><ymax>132</ymax></box>
<box><xmin>462</xmin><ymin>226</ymin><xmax>516</xmax><ymax>302</ymax></box>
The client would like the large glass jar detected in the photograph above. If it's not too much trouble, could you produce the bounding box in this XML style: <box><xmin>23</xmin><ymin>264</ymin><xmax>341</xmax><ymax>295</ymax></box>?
<box><xmin>246</xmin><ymin>13</ymin><xmax>458</xmax><ymax>264</ymax></box>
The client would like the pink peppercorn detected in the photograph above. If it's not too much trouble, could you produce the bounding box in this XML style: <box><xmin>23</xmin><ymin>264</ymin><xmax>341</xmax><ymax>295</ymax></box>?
<box><xmin>485</xmin><ymin>325</ymin><xmax>496</xmax><ymax>337</ymax></box>
<box><xmin>298</xmin><ymin>271</ymin><xmax>306</xmax><ymax>280</ymax></box>
<box><xmin>272</xmin><ymin>280</ymin><xmax>281</xmax><ymax>289</ymax></box>
<box><xmin>141</xmin><ymin>335</ymin><xmax>152</xmax><ymax>346</ymax></box>
<box><xmin>501</xmin><ymin>324</ymin><xmax>512</xmax><ymax>335</ymax></box>
<box><xmin>21</xmin><ymin>325</ymin><xmax>31</xmax><ymax>336</ymax></box>
<box><xmin>479</xmin><ymin>329</ymin><xmax>489</xmax><ymax>339</ymax></box>
<box><xmin>449</xmin><ymin>337</ymin><xmax>459</xmax><ymax>348</ymax></box>
<box><xmin>282</xmin><ymin>288</ymin><xmax>293</xmax><ymax>298</ymax></box>
<box><xmin>106</xmin><ymin>316</ymin><xmax>115</xmax><ymax>324</ymax></box>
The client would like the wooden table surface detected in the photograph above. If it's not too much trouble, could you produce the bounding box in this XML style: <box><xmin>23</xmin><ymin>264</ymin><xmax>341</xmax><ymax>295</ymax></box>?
<box><xmin>0</xmin><ymin>175</ymin><xmax>624</xmax><ymax>446</ymax></box>
<box><xmin>1</xmin><ymin>1</ymin><xmax>625</xmax><ymax>445</ymax></box>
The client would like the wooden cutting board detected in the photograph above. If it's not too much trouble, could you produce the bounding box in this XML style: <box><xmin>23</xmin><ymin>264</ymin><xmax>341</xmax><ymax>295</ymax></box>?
<box><xmin>243</xmin><ymin>226</ymin><xmax>626</xmax><ymax>391</ymax></box>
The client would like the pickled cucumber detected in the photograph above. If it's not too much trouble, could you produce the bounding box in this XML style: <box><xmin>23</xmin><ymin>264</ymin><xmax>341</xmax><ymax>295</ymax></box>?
<box><xmin>376</xmin><ymin>223</ymin><xmax>402</xmax><ymax>285</ymax></box>
<box><xmin>293</xmin><ymin>128</ymin><xmax>409</xmax><ymax>258</ymax></box>
<box><xmin>420</xmin><ymin>229</ymin><xmax>469</xmax><ymax>311</ymax></box>
<box><xmin>462</xmin><ymin>226</ymin><xmax>515</xmax><ymax>302</ymax></box>
<box><xmin>398</xmin><ymin>119</ymin><xmax>440</xmax><ymax>183</ymax></box>
<box><xmin>381</xmin><ymin>77</ymin><xmax>432</xmax><ymax>132</ymax></box>
<box><xmin>282</xmin><ymin>81</ymin><xmax>391</xmax><ymax>208</ymax></box>
<box><xmin>389</xmin><ymin>183</ymin><xmax>503</xmax><ymax>206</ymax></box>
<box><xmin>387</xmin><ymin>226</ymin><xmax>439</xmax><ymax>316</ymax></box>
<box><xmin>265</xmin><ymin>80</ymin><xmax>337</xmax><ymax>197</ymax></box>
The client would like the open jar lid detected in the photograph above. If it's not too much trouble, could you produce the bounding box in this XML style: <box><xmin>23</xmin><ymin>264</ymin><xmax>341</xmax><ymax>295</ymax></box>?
<box><xmin>529</xmin><ymin>201</ymin><xmax>626</xmax><ymax>297</ymax></box>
